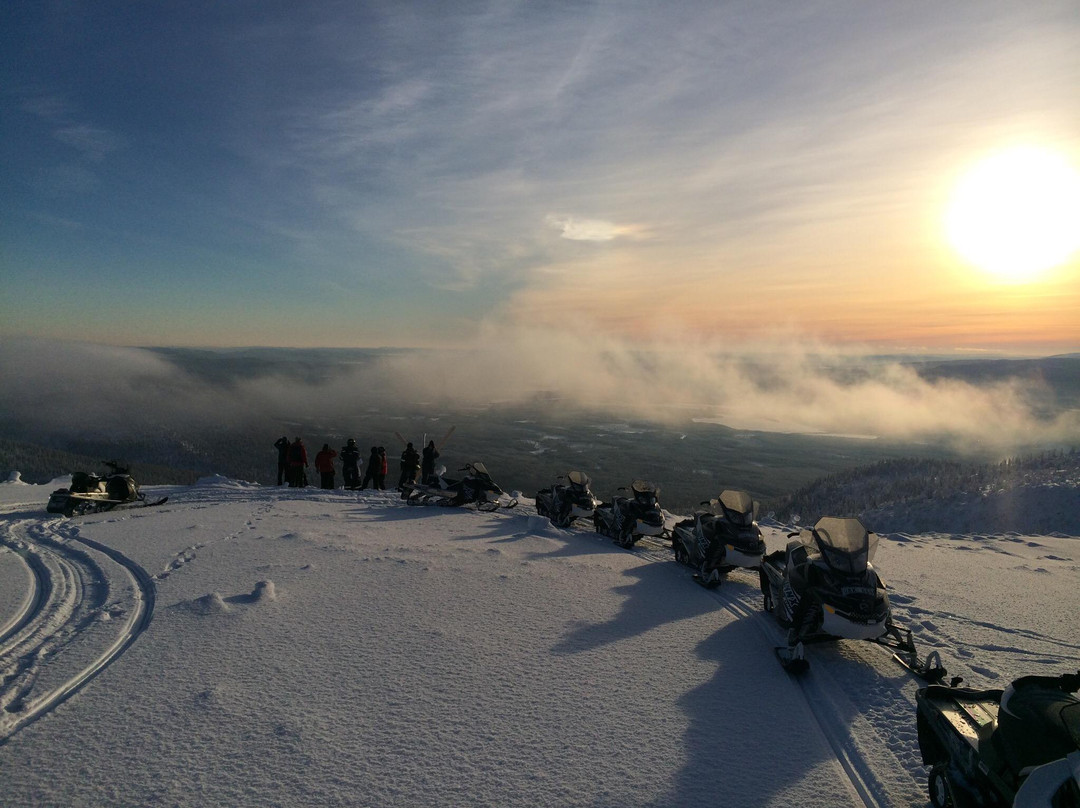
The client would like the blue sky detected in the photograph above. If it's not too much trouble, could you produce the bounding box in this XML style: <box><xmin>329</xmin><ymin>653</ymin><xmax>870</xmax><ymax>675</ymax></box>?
<box><xmin>2</xmin><ymin>1</ymin><xmax>1078</xmax><ymax>350</ymax></box>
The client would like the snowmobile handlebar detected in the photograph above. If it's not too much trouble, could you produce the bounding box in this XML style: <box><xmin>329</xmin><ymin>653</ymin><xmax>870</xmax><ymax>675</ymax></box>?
<box><xmin>1058</xmin><ymin>671</ymin><xmax>1080</xmax><ymax>692</ymax></box>
<box><xmin>1011</xmin><ymin>671</ymin><xmax>1080</xmax><ymax>695</ymax></box>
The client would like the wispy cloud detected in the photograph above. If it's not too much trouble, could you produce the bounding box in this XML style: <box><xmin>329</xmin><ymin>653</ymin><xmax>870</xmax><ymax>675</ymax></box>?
<box><xmin>53</xmin><ymin>125</ymin><xmax>125</xmax><ymax>162</ymax></box>
<box><xmin>546</xmin><ymin>215</ymin><xmax>648</xmax><ymax>242</ymax></box>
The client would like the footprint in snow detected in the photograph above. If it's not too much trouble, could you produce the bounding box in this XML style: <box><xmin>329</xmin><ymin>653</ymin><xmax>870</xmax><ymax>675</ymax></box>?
<box><xmin>174</xmin><ymin>581</ymin><xmax>277</xmax><ymax>615</ymax></box>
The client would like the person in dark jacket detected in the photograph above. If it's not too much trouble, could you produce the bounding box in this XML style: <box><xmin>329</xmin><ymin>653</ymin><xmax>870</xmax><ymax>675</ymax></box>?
<box><xmin>314</xmin><ymin>443</ymin><xmax>338</xmax><ymax>490</ymax></box>
<box><xmin>340</xmin><ymin>438</ymin><xmax>361</xmax><ymax>489</ymax></box>
<box><xmin>274</xmin><ymin>436</ymin><xmax>290</xmax><ymax>485</ymax></box>
<box><xmin>421</xmin><ymin>440</ymin><xmax>440</xmax><ymax>485</ymax></box>
<box><xmin>360</xmin><ymin>446</ymin><xmax>380</xmax><ymax>490</ymax></box>
<box><xmin>398</xmin><ymin>443</ymin><xmax>420</xmax><ymax>490</ymax></box>
<box><xmin>287</xmin><ymin>437</ymin><xmax>308</xmax><ymax>488</ymax></box>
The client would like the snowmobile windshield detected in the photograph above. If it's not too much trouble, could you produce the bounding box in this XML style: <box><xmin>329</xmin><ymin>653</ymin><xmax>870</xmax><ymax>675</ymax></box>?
<box><xmin>717</xmin><ymin>490</ymin><xmax>755</xmax><ymax>524</ymax></box>
<box><xmin>468</xmin><ymin>462</ymin><xmax>490</xmax><ymax>477</ymax></box>
<box><xmin>568</xmin><ymin>471</ymin><xmax>591</xmax><ymax>490</ymax></box>
<box><xmin>632</xmin><ymin>480</ymin><xmax>659</xmax><ymax>506</ymax></box>
<box><xmin>811</xmin><ymin>517</ymin><xmax>877</xmax><ymax>576</ymax></box>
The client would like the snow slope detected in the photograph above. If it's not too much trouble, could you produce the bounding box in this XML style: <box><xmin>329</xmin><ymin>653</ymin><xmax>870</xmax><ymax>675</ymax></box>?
<box><xmin>1</xmin><ymin>478</ymin><xmax>1077</xmax><ymax>807</ymax></box>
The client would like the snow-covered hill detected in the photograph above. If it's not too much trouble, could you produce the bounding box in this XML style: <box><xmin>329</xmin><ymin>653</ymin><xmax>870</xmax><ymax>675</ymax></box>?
<box><xmin>1</xmin><ymin>478</ymin><xmax>1077</xmax><ymax>807</ymax></box>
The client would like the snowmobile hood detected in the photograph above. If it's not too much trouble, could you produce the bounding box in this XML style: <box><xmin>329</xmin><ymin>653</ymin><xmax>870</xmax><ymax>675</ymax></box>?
<box><xmin>807</xmin><ymin>517</ymin><xmax>878</xmax><ymax>576</ymax></box>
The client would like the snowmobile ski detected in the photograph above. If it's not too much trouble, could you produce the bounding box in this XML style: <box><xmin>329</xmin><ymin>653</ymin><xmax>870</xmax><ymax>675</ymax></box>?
<box><xmin>692</xmin><ymin>571</ymin><xmax>721</xmax><ymax>589</ymax></box>
<box><xmin>775</xmin><ymin>643</ymin><xmax>809</xmax><ymax>675</ymax></box>
<box><xmin>892</xmin><ymin>648</ymin><xmax>947</xmax><ymax>683</ymax></box>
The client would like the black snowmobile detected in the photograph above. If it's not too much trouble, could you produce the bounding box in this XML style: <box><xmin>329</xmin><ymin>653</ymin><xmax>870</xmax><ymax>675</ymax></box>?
<box><xmin>400</xmin><ymin>462</ymin><xmax>517</xmax><ymax>512</ymax></box>
<box><xmin>593</xmin><ymin>480</ymin><xmax>666</xmax><ymax>548</ymax></box>
<box><xmin>916</xmin><ymin>671</ymin><xmax>1080</xmax><ymax>808</ymax></box>
<box><xmin>671</xmin><ymin>489</ymin><xmax>766</xmax><ymax>588</ymax></box>
<box><xmin>760</xmin><ymin>516</ymin><xmax>945</xmax><ymax>680</ymax></box>
<box><xmin>534</xmin><ymin>471</ymin><xmax>600</xmax><ymax>528</ymax></box>
<box><xmin>46</xmin><ymin>460</ymin><xmax>167</xmax><ymax>517</ymax></box>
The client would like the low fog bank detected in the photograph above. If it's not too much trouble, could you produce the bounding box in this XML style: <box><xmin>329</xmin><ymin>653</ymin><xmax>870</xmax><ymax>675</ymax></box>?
<box><xmin>1</xmin><ymin>333</ymin><xmax>1078</xmax><ymax>454</ymax></box>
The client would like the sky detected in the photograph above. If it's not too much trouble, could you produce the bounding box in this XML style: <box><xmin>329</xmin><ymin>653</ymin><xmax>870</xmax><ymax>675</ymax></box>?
<box><xmin>2</xmin><ymin>1</ymin><xmax>1079</xmax><ymax>353</ymax></box>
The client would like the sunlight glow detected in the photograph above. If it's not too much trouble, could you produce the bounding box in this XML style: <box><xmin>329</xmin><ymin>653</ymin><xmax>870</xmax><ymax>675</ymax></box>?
<box><xmin>946</xmin><ymin>146</ymin><xmax>1080</xmax><ymax>283</ymax></box>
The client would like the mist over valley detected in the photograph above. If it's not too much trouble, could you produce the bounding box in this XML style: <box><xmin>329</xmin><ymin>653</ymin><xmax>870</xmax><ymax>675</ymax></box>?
<box><xmin>3</xmin><ymin>339</ymin><xmax>1077</xmax><ymax>519</ymax></box>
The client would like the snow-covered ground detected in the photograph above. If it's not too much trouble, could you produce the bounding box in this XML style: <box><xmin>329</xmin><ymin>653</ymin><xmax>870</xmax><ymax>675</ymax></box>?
<box><xmin>1</xmin><ymin>477</ymin><xmax>1077</xmax><ymax>807</ymax></box>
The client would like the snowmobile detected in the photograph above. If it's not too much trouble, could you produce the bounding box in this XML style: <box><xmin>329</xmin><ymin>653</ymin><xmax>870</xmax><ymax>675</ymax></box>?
<box><xmin>671</xmin><ymin>489</ymin><xmax>766</xmax><ymax>588</ymax></box>
<box><xmin>593</xmin><ymin>480</ymin><xmax>666</xmax><ymax>548</ymax></box>
<box><xmin>916</xmin><ymin>671</ymin><xmax>1080</xmax><ymax>808</ymax></box>
<box><xmin>760</xmin><ymin>516</ymin><xmax>945</xmax><ymax>680</ymax></box>
<box><xmin>46</xmin><ymin>460</ymin><xmax>167</xmax><ymax>517</ymax></box>
<box><xmin>400</xmin><ymin>462</ymin><xmax>517</xmax><ymax>512</ymax></box>
<box><xmin>534</xmin><ymin>471</ymin><xmax>600</xmax><ymax>528</ymax></box>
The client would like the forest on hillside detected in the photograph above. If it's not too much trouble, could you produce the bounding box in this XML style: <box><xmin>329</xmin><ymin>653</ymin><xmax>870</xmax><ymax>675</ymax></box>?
<box><xmin>765</xmin><ymin>448</ymin><xmax>1080</xmax><ymax>524</ymax></box>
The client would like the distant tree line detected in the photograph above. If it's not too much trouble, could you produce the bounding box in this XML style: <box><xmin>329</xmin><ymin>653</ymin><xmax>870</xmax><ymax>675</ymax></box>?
<box><xmin>0</xmin><ymin>439</ymin><xmax>201</xmax><ymax>486</ymax></box>
<box><xmin>765</xmin><ymin>448</ymin><xmax>1080</xmax><ymax>524</ymax></box>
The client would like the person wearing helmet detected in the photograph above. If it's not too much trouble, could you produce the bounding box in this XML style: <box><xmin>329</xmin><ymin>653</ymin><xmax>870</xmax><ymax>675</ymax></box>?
<box><xmin>340</xmin><ymin>438</ymin><xmax>362</xmax><ymax>490</ymax></box>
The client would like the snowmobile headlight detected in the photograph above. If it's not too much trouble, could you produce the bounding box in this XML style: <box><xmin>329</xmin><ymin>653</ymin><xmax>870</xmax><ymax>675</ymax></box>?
<box><xmin>726</xmin><ymin>544</ymin><xmax>734</xmax><ymax>552</ymax></box>
<box><xmin>823</xmin><ymin>603</ymin><xmax>836</xmax><ymax>614</ymax></box>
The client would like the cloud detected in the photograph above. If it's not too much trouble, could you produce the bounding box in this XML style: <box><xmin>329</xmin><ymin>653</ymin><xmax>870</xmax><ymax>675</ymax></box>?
<box><xmin>546</xmin><ymin>215</ymin><xmax>647</xmax><ymax>242</ymax></box>
<box><xmin>1</xmin><ymin>334</ymin><xmax>1076</xmax><ymax>455</ymax></box>
<box><xmin>53</xmin><ymin>125</ymin><xmax>125</xmax><ymax>162</ymax></box>
<box><xmin>361</xmin><ymin>324</ymin><xmax>1080</xmax><ymax>451</ymax></box>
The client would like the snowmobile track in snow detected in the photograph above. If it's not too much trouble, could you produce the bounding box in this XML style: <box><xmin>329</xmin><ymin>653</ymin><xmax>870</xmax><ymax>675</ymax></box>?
<box><xmin>0</xmin><ymin>538</ymin><xmax>49</xmax><ymax>647</ymax></box>
<box><xmin>0</xmin><ymin>518</ymin><xmax>155</xmax><ymax>746</ymax></box>
<box><xmin>628</xmin><ymin>532</ymin><xmax>924</xmax><ymax>807</ymax></box>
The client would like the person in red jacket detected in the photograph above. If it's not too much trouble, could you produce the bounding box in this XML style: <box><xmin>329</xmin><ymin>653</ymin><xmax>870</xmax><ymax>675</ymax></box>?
<box><xmin>314</xmin><ymin>443</ymin><xmax>338</xmax><ymax>490</ymax></box>
<box><xmin>287</xmin><ymin>437</ymin><xmax>308</xmax><ymax>488</ymax></box>
<box><xmin>377</xmin><ymin>447</ymin><xmax>389</xmax><ymax>490</ymax></box>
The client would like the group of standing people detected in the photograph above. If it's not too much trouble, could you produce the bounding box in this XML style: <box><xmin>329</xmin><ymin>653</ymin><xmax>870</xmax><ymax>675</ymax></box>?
<box><xmin>274</xmin><ymin>436</ymin><xmax>441</xmax><ymax>492</ymax></box>
<box><xmin>275</xmin><ymin>436</ymin><xmax>310</xmax><ymax>488</ymax></box>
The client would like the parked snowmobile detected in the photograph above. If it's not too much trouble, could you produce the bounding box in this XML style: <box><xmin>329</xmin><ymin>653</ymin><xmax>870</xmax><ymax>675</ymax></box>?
<box><xmin>760</xmin><ymin>516</ymin><xmax>945</xmax><ymax>680</ymax></box>
<box><xmin>916</xmin><ymin>671</ymin><xmax>1080</xmax><ymax>808</ymax></box>
<box><xmin>593</xmin><ymin>480</ymin><xmax>666</xmax><ymax>548</ymax></box>
<box><xmin>535</xmin><ymin>471</ymin><xmax>600</xmax><ymax>527</ymax></box>
<box><xmin>46</xmin><ymin>460</ymin><xmax>167</xmax><ymax>517</ymax></box>
<box><xmin>401</xmin><ymin>462</ymin><xmax>517</xmax><ymax>511</ymax></box>
<box><xmin>671</xmin><ymin>489</ymin><xmax>766</xmax><ymax>588</ymax></box>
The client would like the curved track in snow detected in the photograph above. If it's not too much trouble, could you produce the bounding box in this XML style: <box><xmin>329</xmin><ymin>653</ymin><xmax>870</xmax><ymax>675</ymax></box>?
<box><xmin>0</xmin><ymin>539</ymin><xmax>48</xmax><ymax>647</ymax></box>
<box><xmin>0</xmin><ymin>518</ymin><xmax>155</xmax><ymax>746</ymax></box>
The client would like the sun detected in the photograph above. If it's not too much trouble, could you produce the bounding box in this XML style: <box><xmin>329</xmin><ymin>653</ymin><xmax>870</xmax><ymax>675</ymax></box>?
<box><xmin>945</xmin><ymin>146</ymin><xmax>1080</xmax><ymax>283</ymax></box>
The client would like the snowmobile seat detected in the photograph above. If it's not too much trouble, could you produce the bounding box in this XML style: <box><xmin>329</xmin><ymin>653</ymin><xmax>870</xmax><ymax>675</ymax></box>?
<box><xmin>699</xmin><ymin>515</ymin><xmax>720</xmax><ymax>543</ymax></box>
<box><xmin>70</xmin><ymin>472</ymin><xmax>99</xmax><ymax>493</ymax></box>
<box><xmin>785</xmin><ymin>540</ymin><xmax>810</xmax><ymax>587</ymax></box>
<box><xmin>990</xmin><ymin>678</ymin><xmax>1080</xmax><ymax>779</ymax></box>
